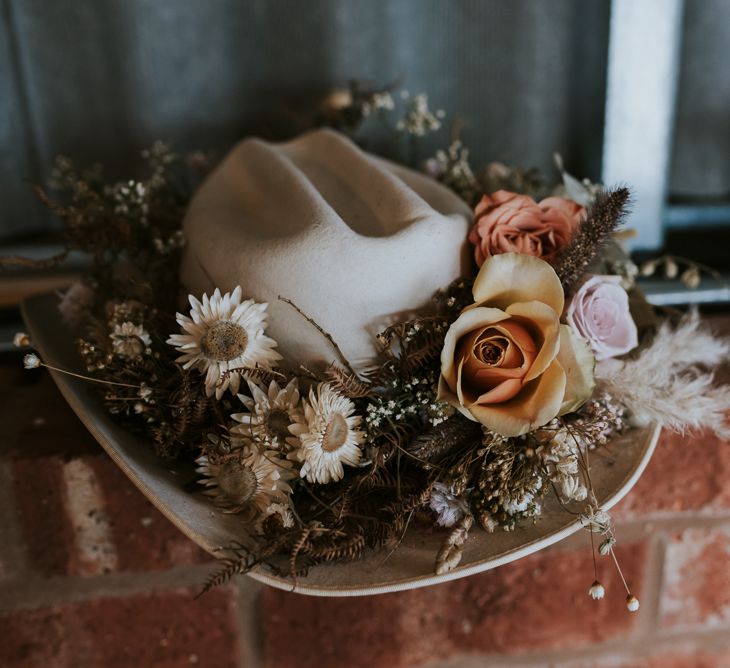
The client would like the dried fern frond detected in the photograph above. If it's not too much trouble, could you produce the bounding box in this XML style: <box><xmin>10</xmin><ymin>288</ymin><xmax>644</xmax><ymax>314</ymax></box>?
<box><xmin>197</xmin><ymin>546</ymin><xmax>259</xmax><ymax>597</ymax></box>
<box><xmin>325</xmin><ymin>364</ymin><xmax>375</xmax><ymax>398</ymax></box>
<box><xmin>555</xmin><ymin>187</ymin><xmax>631</xmax><ymax>293</ymax></box>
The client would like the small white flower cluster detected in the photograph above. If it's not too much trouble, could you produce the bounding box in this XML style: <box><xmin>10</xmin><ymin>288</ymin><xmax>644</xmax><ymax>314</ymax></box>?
<box><xmin>396</xmin><ymin>93</ymin><xmax>444</xmax><ymax>136</ymax></box>
<box><xmin>107</xmin><ymin>179</ymin><xmax>150</xmax><ymax>223</ymax></box>
<box><xmin>133</xmin><ymin>383</ymin><xmax>155</xmax><ymax>416</ymax></box>
<box><xmin>537</xmin><ymin>426</ymin><xmax>588</xmax><ymax>503</ymax></box>
<box><xmin>364</xmin><ymin>374</ymin><xmax>452</xmax><ymax>431</ymax></box>
<box><xmin>152</xmin><ymin>230</ymin><xmax>185</xmax><ymax>254</ymax></box>
<box><xmin>361</xmin><ymin>91</ymin><xmax>395</xmax><ymax>117</ymax></box>
<box><xmin>424</xmin><ymin>140</ymin><xmax>477</xmax><ymax>199</ymax></box>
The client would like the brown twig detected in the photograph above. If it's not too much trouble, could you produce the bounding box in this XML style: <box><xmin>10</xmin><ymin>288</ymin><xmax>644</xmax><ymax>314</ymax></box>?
<box><xmin>278</xmin><ymin>295</ymin><xmax>357</xmax><ymax>376</ymax></box>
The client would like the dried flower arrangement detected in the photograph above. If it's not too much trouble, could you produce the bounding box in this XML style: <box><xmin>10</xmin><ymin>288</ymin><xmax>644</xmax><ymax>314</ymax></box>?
<box><xmin>9</xmin><ymin>81</ymin><xmax>730</xmax><ymax>611</ymax></box>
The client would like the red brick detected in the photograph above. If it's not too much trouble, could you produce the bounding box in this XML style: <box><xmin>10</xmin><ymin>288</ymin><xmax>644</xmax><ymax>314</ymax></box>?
<box><xmin>262</xmin><ymin>541</ymin><xmax>648</xmax><ymax>668</ymax></box>
<box><xmin>612</xmin><ymin>429</ymin><xmax>730</xmax><ymax>520</ymax></box>
<box><xmin>0</xmin><ymin>587</ymin><xmax>241</xmax><ymax>668</ymax></box>
<box><xmin>0</xmin><ymin>368</ymin><xmax>101</xmax><ymax>459</ymax></box>
<box><xmin>660</xmin><ymin>526</ymin><xmax>730</xmax><ymax>630</ymax></box>
<box><xmin>571</xmin><ymin>644</ymin><xmax>730</xmax><ymax>668</ymax></box>
<box><xmin>12</xmin><ymin>452</ymin><xmax>210</xmax><ymax>577</ymax></box>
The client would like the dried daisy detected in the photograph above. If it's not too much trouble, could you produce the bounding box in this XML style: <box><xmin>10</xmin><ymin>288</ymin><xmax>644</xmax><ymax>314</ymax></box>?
<box><xmin>255</xmin><ymin>502</ymin><xmax>295</xmax><ymax>533</ymax></box>
<box><xmin>195</xmin><ymin>439</ymin><xmax>294</xmax><ymax>515</ymax></box>
<box><xmin>167</xmin><ymin>287</ymin><xmax>281</xmax><ymax>399</ymax></box>
<box><xmin>231</xmin><ymin>378</ymin><xmax>303</xmax><ymax>451</ymax></box>
<box><xmin>289</xmin><ymin>383</ymin><xmax>365</xmax><ymax>484</ymax></box>
<box><xmin>110</xmin><ymin>322</ymin><xmax>151</xmax><ymax>358</ymax></box>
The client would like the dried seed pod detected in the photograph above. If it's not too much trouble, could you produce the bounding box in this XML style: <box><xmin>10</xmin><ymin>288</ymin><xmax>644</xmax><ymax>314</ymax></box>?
<box><xmin>640</xmin><ymin>259</ymin><xmax>658</xmax><ymax>277</ymax></box>
<box><xmin>435</xmin><ymin>513</ymin><xmax>473</xmax><ymax>575</ymax></box>
<box><xmin>681</xmin><ymin>267</ymin><xmax>701</xmax><ymax>289</ymax></box>
<box><xmin>407</xmin><ymin>415</ymin><xmax>482</xmax><ymax>464</ymax></box>
<box><xmin>598</xmin><ymin>536</ymin><xmax>616</xmax><ymax>556</ymax></box>
<box><xmin>663</xmin><ymin>257</ymin><xmax>678</xmax><ymax>279</ymax></box>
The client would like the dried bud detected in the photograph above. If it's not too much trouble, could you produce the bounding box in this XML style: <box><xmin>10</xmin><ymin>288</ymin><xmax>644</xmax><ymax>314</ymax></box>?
<box><xmin>320</xmin><ymin>88</ymin><xmax>353</xmax><ymax>114</ymax></box>
<box><xmin>13</xmin><ymin>332</ymin><xmax>31</xmax><ymax>348</ymax></box>
<box><xmin>23</xmin><ymin>353</ymin><xmax>41</xmax><ymax>369</ymax></box>
<box><xmin>663</xmin><ymin>257</ymin><xmax>678</xmax><ymax>279</ymax></box>
<box><xmin>588</xmin><ymin>580</ymin><xmax>605</xmax><ymax>600</ymax></box>
<box><xmin>478</xmin><ymin>510</ymin><xmax>497</xmax><ymax>533</ymax></box>
<box><xmin>639</xmin><ymin>259</ymin><xmax>658</xmax><ymax>277</ymax></box>
<box><xmin>598</xmin><ymin>537</ymin><xmax>616</xmax><ymax>556</ymax></box>
<box><xmin>681</xmin><ymin>267</ymin><xmax>701</xmax><ymax>289</ymax></box>
<box><xmin>626</xmin><ymin>594</ymin><xmax>640</xmax><ymax>612</ymax></box>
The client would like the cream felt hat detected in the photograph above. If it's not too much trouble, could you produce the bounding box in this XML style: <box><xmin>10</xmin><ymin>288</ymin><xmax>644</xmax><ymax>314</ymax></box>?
<box><xmin>179</xmin><ymin>128</ymin><xmax>473</xmax><ymax>369</ymax></box>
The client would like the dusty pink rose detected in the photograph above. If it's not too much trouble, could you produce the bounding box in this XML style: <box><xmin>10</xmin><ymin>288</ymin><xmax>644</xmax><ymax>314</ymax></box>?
<box><xmin>468</xmin><ymin>190</ymin><xmax>585</xmax><ymax>267</ymax></box>
<box><xmin>566</xmin><ymin>276</ymin><xmax>638</xmax><ymax>361</ymax></box>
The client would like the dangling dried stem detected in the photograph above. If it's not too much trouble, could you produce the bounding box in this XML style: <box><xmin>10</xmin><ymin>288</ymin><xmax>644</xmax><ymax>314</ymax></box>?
<box><xmin>278</xmin><ymin>296</ymin><xmax>357</xmax><ymax>376</ymax></box>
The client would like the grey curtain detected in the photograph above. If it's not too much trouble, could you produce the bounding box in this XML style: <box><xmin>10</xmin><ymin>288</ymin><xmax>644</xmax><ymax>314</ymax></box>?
<box><xmin>1</xmin><ymin>0</ymin><xmax>611</xmax><ymax>241</ymax></box>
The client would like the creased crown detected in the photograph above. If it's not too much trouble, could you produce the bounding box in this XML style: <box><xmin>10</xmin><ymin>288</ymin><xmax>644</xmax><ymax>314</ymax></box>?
<box><xmin>180</xmin><ymin>129</ymin><xmax>472</xmax><ymax>369</ymax></box>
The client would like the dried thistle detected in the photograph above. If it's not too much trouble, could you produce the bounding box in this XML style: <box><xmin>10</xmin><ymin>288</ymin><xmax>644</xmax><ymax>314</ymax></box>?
<box><xmin>555</xmin><ymin>187</ymin><xmax>631</xmax><ymax>294</ymax></box>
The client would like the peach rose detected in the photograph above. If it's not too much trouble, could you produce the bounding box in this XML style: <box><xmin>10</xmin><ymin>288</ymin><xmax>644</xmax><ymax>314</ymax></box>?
<box><xmin>468</xmin><ymin>190</ymin><xmax>584</xmax><ymax>267</ymax></box>
<box><xmin>438</xmin><ymin>253</ymin><xmax>595</xmax><ymax>437</ymax></box>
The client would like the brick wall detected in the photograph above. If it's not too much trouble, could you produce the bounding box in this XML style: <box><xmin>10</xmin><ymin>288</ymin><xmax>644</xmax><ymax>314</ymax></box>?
<box><xmin>2</xmin><ymin>356</ymin><xmax>730</xmax><ymax>668</ymax></box>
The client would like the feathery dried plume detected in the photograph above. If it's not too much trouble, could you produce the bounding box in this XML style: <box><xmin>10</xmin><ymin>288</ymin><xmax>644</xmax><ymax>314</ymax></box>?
<box><xmin>597</xmin><ymin>311</ymin><xmax>730</xmax><ymax>438</ymax></box>
<box><xmin>555</xmin><ymin>187</ymin><xmax>631</xmax><ymax>293</ymax></box>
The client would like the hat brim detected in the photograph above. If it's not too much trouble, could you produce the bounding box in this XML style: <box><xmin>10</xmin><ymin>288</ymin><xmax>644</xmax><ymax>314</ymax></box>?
<box><xmin>23</xmin><ymin>293</ymin><xmax>660</xmax><ymax>597</ymax></box>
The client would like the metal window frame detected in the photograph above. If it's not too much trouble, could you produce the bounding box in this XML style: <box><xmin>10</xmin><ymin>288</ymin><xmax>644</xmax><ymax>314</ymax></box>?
<box><xmin>602</xmin><ymin>0</ymin><xmax>685</xmax><ymax>251</ymax></box>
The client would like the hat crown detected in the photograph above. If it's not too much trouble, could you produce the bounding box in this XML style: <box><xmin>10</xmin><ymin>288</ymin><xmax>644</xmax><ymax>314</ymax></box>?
<box><xmin>181</xmin><ymin>128</ymin><xmax>471</xmax><ymax>368</ymax></box>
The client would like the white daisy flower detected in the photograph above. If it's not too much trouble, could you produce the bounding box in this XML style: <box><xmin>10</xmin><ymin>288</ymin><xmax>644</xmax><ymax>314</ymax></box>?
<box><xmin>111</xmin><ymin>321</ymin><xmax>151</xmax><ymax>358</ymax></box>
<box><xmin>166</xmin><ymin>286</ymin><xmax>281</xmax><ymax>399</ymax></box>
<box><xmin>195</xmin><ymin>439</ymin><xmax>294</xmax><ymax>515</ymax></box>
<box><xmin>289</xmin><ymin>383</ymin><xmax>365</xmax><ymax>484</ymax></box>
<box><xmin>231</xmin><ymin>378</ymin><xmax>303</xmax><ymax>450</ymax></box>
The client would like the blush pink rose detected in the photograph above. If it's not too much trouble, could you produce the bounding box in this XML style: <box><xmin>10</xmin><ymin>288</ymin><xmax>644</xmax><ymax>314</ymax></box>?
<box><xmin>565</xmin><ymin>276</ymin><xmax>638</xmax><ymax>361</ymax></box>
<box><xmin>468</xmin><ymin>190</ymin><xmax>585</xmax><ymax>267</ymax></box>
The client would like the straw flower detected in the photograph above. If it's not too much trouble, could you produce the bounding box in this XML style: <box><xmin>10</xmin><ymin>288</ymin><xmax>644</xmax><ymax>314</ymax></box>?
<box><xmin>167</xmin><ymin>287</ymin><xmax>281</xmax><ymax>399</ymax></box>
<box><xmin>231</xmin><ymin>379</ymin><xmax>303</xmax><ymax>451</ymax></box>
<box><xmin>110</xmin><ymin>322</ymin><xmax>151</xmax><ymax>358</ymax></box>
<box><xmin>288</xmin><ymin>383</ymin><xmax>365</xmax><ymax>484</ymax></box>
<box><xmin>195</xmin><ymin>438</ymin><xmax>294</xmax><ymax>515</ymax></box>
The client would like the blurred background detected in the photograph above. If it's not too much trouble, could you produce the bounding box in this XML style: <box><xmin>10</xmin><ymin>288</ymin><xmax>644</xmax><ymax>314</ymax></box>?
<box><xmin>1</xmin><ymin>2</ymin><xmax>730</xmax><ymax>667</ymax></box>
<box><xmin>1</xmin><ymin>0</ymin><xmax>729</xmax><ymax>259</ymax></box>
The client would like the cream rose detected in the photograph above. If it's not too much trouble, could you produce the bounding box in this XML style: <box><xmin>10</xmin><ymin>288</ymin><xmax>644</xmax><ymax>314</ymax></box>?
<box><xmin>438</xmin><ymin>253</ymin><xmax>595</xmax><ymax>437</ymax></box>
